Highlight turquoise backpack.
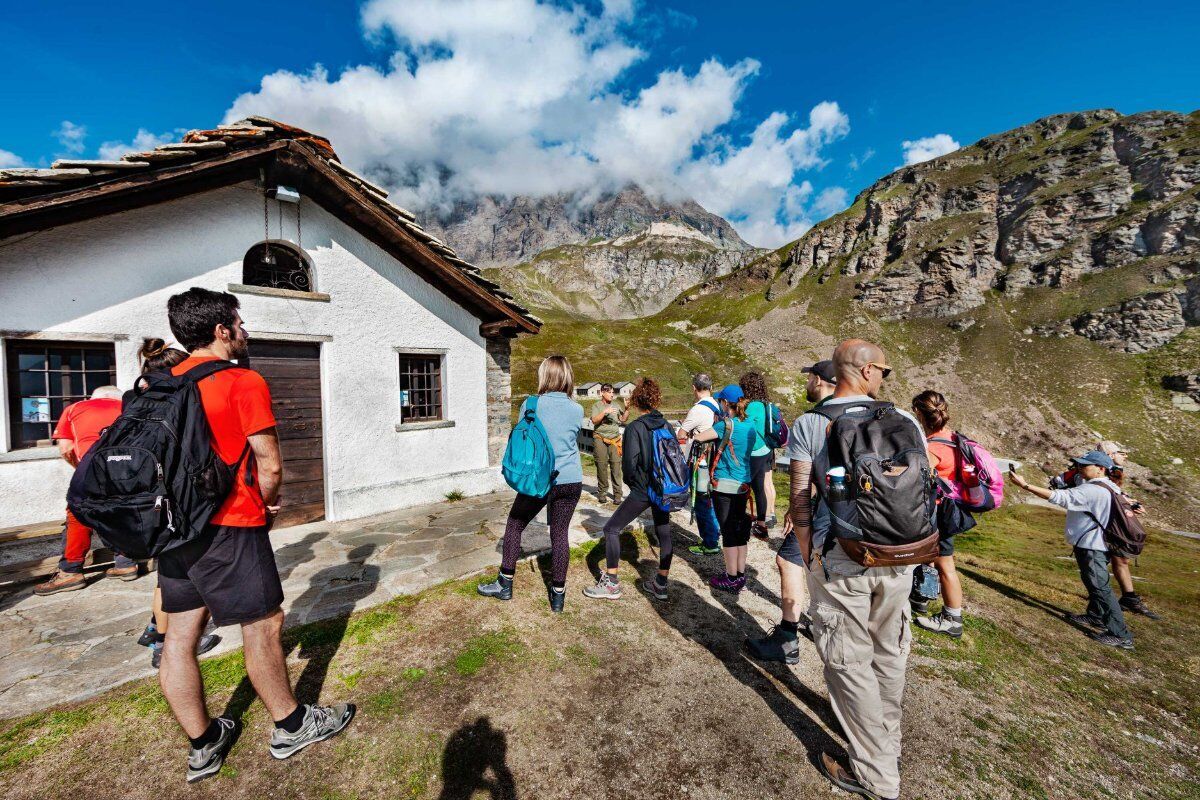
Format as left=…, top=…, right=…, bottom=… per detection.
left=502, top=396, right=558, bottom=497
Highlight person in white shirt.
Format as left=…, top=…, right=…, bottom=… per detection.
left=1009, top=450, right=1134, bottom=649
left=678, top=373, right=722, bottom=555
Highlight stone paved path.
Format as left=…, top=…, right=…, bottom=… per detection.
left=0, top=482, right=631, bottom=719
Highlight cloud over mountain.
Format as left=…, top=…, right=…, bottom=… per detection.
left=222, top=0, right=848, bottom=246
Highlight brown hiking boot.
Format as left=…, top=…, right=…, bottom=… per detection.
left=34, top=570, right=87, bottom=596
left=819, top=752, right=896, bottom=800
left=105, top=564, right=140, bottom=581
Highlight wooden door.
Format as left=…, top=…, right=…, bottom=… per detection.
left=247, top=341, right=326, bottom=527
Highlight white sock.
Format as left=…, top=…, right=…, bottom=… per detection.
left=944, top=606, right=962, bottom=619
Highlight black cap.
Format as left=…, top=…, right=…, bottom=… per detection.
left=802, top=360, right=837, bottom=384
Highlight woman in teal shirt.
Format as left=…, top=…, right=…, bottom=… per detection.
left=741, top=371, right=777, bottom=538
left=693, top=384, right=761, bottom=592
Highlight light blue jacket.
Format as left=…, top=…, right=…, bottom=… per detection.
left=519, top=392, right=583, bottom=485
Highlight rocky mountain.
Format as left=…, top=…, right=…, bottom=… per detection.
left=776, top=108, right=1200, bottom=352
left=420, top=185, right=753, bottom=270
left=487, top=221, right=763, bottom=319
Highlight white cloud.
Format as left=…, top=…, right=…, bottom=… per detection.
left=0, top=149, right=25, bottom=168
left=901, top=133, right=960, bottom=166
left=98, top=129, right=178, bottom=162
left=848, top=147, right=874, bottom=171
left=54, top=121, right=87, bottom=155
left=223, top=0, right=849, bottom=247
left=812, top=186, right=849, bottom=218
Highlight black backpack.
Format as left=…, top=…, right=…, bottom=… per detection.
left=67, top=361, right=250, bottom=559
left=812, top=401, right=938, bottom=567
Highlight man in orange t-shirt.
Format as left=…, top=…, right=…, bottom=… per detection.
left=157, top=287, right=353, bottom=783
left=33, top=386, right=140, bottom=596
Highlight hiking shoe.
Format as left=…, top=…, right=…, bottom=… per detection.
left=1090, top=632, right=1134, bottom=650
left=819, top=752, right=894, bottom=800
left=908, top=592, right=930, bottom=616
left=106, top=564, right=140, bottom=581
left=582, top=574, right=622, bottom=600
left=269, top=703, right=356, bottom=760
left=688, top=544, right=721, bottom=556
left=746, top=626, right=800, bottom=665
left=915, top=610, right=963, bottom=639
left=548, top=587, right=565, bottom=613
left=1067, top=612, right=1105, bottom=630
left=152, top=634, right=222, bottom=668
left=751, top=521, right=769, bottom=541
left=1120, top=594, right=1161, bottom=620
left=33, top=570, right=86, bottom=596
left=137, top=621, right=159, bottom=647
left=476, top=574, right=513, bottom=601
left=640, top=578, right=668, bottom=601
left=709, top=573, right=742, bottom=593
left=766, top=515, right=778, bottom=529
left=186, top=717, right=239, bottom=783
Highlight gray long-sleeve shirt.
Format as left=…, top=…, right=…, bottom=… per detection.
left=1047, top=476, right=1119, bottom=551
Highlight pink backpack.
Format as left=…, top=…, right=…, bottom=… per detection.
left=929, top=433, right=1004, bottom=512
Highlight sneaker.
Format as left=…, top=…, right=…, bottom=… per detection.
left=1119, top=594, right=1161, bottom=620
left=819, top=752, right=894, bottom=800
left=1067, top=612, right=1105, bottom=630
left=582, top=574, right=622, bottom=600
left=106, top=564, right=140, bottom=581
left=766, top=515, right=778, bottom=530
left=688, top=544, right=721, bottom=556
left=476, top=574, right=513, bottom=601
left=137, top=621, right=158, bottom=647
left=640, top=578, right=668, bottom=601
left=548, top=586, right=565, bottom=613
left=909, top=596, right=930, bottom=616
left=152, top=634, right=223, bottom=668
left=33, top=570, right=86, bottom=596
left=269, top=703, right=356, bottom=760
left=915, top=610, right=963, bottom=639
left=746, top=625, right=800, bottom=665
left=751, top=521, right=769, bottom=541
left=1090, top=632, right=1134, bottom=650
left=709, top=573, right=742, bottom=593
left=186, top=717, right=240, bottom=783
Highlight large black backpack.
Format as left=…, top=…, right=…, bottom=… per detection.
left=67, top=361, right=249, bottom=559
left=812, top=400, right=938, bottom=567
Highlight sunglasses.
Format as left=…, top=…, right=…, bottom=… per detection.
left=866, top=362, right=892, bottom=379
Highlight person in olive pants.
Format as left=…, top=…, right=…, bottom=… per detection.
left=590, top=383, right=627, bottom=504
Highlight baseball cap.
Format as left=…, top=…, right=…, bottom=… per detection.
left=802, top=360, right=837, bottom=384
left=1071, top=450, right=1114, bottom=470
left=714, top=384, right=744, bottom=403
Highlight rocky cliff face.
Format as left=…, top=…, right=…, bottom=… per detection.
left=777, top=109, right=1200, bottom=350
left=488, top=221, right=762, bottom=319
left=420, top=185, right=753, bottom=270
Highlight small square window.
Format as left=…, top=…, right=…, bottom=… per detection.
left=398, top=354, right=443, bottom=422
left=5, top=340, right=117, bottom=449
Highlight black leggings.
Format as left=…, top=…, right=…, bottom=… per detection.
left=500, top=482, right=582, bottom=587
left=749, top=453, right=773, bottom=522
left=713, top=490, right=751, bottom=547
left=602, top=496, right=673, bottom=573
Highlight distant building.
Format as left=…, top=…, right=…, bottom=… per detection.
left=613, top=381, right=634, bottom=399
left=576, top=382, right=601, bottom=399
left=0, top=117, right=540, bottom=531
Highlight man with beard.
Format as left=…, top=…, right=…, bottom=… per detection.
left=158, top=288, right=354, bottom=782
left=745, top=359, right=836, bottom=664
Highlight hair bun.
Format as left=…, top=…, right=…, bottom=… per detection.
left=140, top=337, right=169, bottom=359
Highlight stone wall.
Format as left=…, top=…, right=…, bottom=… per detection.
left=485, top=336, right=513, bottom=465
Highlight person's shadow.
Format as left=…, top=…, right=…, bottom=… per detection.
left=222, top=542, right=381, bottom=720
left=437, top=716, right=516, bottom=800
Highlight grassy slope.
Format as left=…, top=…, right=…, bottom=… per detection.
left=2, top=508, right=1197, bottom=799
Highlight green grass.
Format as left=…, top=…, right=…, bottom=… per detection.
left=452, top=628, right=524, bottom=677
left=444, top=489, right=465, bottom=502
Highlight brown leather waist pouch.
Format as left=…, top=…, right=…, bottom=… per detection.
left=838, top=532, right=940, bottom=567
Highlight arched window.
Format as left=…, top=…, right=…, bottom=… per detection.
left=242, top=241, right=313, bottom=292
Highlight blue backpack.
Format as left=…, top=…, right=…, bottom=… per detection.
left=647, top=425, right=690, bottom=512
left=502, top=396, right=557, bottom=497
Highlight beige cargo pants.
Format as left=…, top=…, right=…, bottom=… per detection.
left=807, top=562, right=913, bottom=800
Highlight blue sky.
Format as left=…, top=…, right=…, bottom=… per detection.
left=3, top=0, right=1198, bottom=246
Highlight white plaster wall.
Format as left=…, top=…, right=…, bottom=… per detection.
left=0, top=181, right=498, bottom=529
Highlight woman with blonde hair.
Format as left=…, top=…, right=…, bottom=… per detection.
left=479, top=355, right=584, bottom=612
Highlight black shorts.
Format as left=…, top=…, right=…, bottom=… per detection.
left=158, top=524, right=284, bottom=627
left=939, top=536, right=955, bottom=557
left=779, top=530, right=805, bottom=566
